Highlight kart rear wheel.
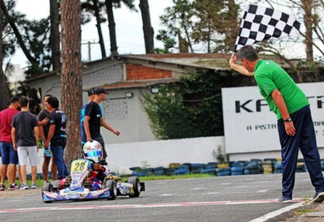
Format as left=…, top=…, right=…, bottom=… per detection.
left=128, top=176, right=141, bottom=198
left=105, top=180, right=117, bottom=200
left=42, top=183, right=54, bottom=203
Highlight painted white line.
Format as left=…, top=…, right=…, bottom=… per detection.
left=0, top=199, right=304, bottom=214
left=249, top=202, right=305, bottom=222
left=257, top=190, right=268, bottom=193
left=190, top=188, right=205, bottom=190
left=159, top=194, right=173, bottom=196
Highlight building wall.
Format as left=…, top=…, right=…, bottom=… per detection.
left=83, top=60, right=124, bottom=88
left=27, top=69, right=156, bottom=144
left=99, top=88, right=155, bottom=143
left=126, top=64, right=172, bottom=80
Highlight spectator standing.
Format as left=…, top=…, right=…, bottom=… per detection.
left=45, top=97, right=69, bottom=179
left=0, top=97, right=20, bottom=191
left=11, top=96, right=39, bottom=190
left=229, top=45, right=324, bottom=202
left=84, top=87, right=120, bottom=160
left=38, top=94, right=57, bottom=183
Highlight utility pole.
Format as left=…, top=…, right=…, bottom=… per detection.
left=81, top=40, right=99, bottom=62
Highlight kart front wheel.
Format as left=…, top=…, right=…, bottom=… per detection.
left=105, top=180, right=117, bottom=200
left=128, top=176, right=141, bottom=198
left=42, top=183, right=54, bottom=203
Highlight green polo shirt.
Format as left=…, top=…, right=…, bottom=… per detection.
left=254, top=59, right=309, bottom=119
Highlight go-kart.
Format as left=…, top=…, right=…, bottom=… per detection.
left=41, top=158, right=145, bottom=203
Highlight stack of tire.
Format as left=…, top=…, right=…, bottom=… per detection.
left=129, top=167, right=147, bottom=177
left=152, top=166, right=166, bottom=176
left=262, top=160, right=273, bottom=174
left=216, top=163, right=231, bottom=176
left=230, top=162, right=245, bottom=176
left=264, top=158, right=278, bottom=173
left=244, top=159, right=263, bottom=175
left=296, top=158, right=306, bottom=173
left=166, top=163, right=181, bottom=175
left=273, top=162, right=282, bottom=174
left=321, top=159, right=324, bottom=171
left=190, top=163, right=206, bottom=174
left=200, top=162, right=218, bottom=175
left=174, top=164, right=190, bottom=175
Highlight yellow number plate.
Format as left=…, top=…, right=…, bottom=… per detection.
left=71, top=160, right=89, bottom=172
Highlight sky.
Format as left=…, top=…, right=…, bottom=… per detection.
left=7, top=0, right=314, bottom=73
left=8, top=0, right=174, bottom=68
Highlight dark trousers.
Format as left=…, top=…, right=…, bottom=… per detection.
left=278, top=105, right=324, bottom=198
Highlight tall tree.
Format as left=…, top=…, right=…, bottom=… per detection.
left=61, top=0, right=82, bottom=163
left=159, top=0, right=195, bottom=53
left=0, top=0, right=10, bottom=110
left=1, top=0, right=39, bottom=68
left=50, top=0, right=61, bottom=71
left=81, top=0, right=107, bottom=58
left=104, top=0, right=136, bottom=56
left=139, top=0, right=154, bottom=54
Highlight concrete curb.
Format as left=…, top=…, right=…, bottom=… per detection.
left=249, top=201, right=317, bottom=222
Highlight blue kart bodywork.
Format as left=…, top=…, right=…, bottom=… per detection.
left=42, top=186, right=115, bottom=202
left=42, top=158, right=145, bottom=203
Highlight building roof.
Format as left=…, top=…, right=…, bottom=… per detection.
left=91, top=78, right=178, bottom=91
left=119, top=53, right=232, bottom=71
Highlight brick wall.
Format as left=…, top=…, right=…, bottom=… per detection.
left=126, top=64, right=172, bottom=80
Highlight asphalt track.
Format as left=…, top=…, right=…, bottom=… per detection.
left=0, top=173, right=315, bottom=222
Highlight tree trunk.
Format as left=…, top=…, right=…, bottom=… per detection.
left=93, top=0, right=106, bottom=58
left=0, top=0, right=10, bottom=110
left=302, top=0, right=313, bottom=62
left=50, top=0, right=61, bottom=71
left=105, top=0, right=118, bottom=56
left=1, top=0, right=39, bottom=68
left=60, top=0, right=83, bottom=164
left=139, top=0, right=154, bottom=54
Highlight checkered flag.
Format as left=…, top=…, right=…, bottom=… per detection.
left=234, top=4, right=301, bottom=52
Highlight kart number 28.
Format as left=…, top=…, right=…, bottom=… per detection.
left=72, top=160, right=88, bottom=172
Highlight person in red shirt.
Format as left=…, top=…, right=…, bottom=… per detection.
left=0, top=97, right=20, bottom=191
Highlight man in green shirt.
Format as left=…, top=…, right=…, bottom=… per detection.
left=229, top=45, right=324, bottom=203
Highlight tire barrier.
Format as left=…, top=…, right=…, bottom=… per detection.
left=217, top=163, right=229, bottom=168
left=321, top=160, right=324, bottom=170
left=152, top=167, right=166, bottom=176
left=274, top=162, right=282, bottom=174
left=231, top=166, right=244, bottom=176
left=127, top=158, right=306, bottom=177
left=296, top=162, right=305, bottom=173
left=200, top=169, right=217, bottom=175
left=217, top=171, right=231, bottom=176
left=216, top=167, right=231, bottom=176
left=190, top=163, right=207, bottom=174
left=262, top=160, right=273, bottom=174
left=244, top=161, right=263, bottom=174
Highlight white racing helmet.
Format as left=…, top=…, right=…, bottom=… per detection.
left=83, top=140, right=103, bottom=162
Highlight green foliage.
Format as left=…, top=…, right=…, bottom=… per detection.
left=143, top=70, right=239, bottom=139
left=212, top=145, right=226, bottom=163
left=157, top=0, right=239, bottom=53
left=155, top=30, right=177, bottom=53
left=15, top=82, right=41, bottom=115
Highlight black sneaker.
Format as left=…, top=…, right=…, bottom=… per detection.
left=279, top=196, right=292, bottom=203
left=8, top=184, right=19, bottom=190
left=313, top=192, right=324, bottom=202
left=0, top=183, right=5, bottom=191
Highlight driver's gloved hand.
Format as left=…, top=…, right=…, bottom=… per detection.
left=99, top=160, right=107, bottom=165
left=93, top=163, right=102, bottom=171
